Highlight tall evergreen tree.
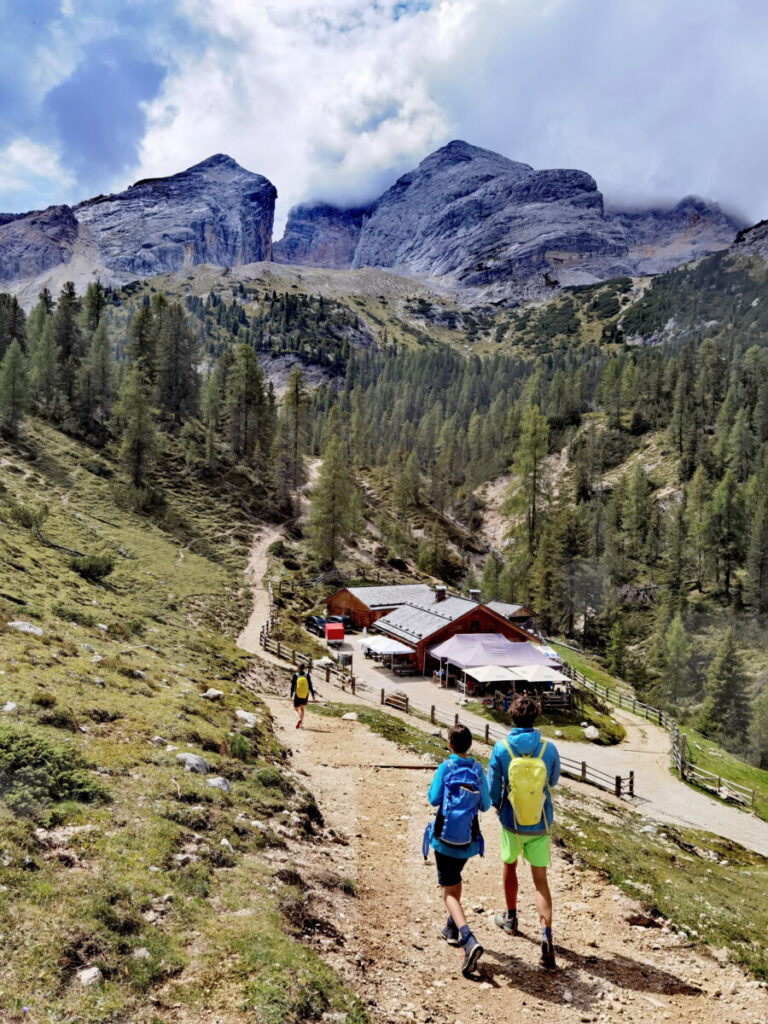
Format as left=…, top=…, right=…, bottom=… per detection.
left=53, top=281, right=82, bottom=410
left=698, top=630, right=751, bottom=748
left=0, top=339, right=29, bottom=438
left=155, top=303, right=198, bottom=424
left=306, top=436, right=358, bottom=566
left=77, top=319, right=113, bottom=434
left=29, top=318, right=59, bottom=416
left=114, top=364, right=157, bottom=489
left=225, top=344, right=267, bottom=463
left=504, top=404, right=549, bottom=556
left=661, top=613, right=692, bottom=705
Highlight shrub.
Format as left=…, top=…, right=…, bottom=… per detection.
left=0, top=726, right=110, bottom=815
left=229, top=733, right=252, bottom=762
left=69, top=554, right=115, bottom=581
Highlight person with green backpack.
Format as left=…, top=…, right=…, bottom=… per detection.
left=487, top=694, right=561, bottom=969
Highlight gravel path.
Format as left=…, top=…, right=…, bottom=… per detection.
left=237, top=524, right=768, bottom=857
left=263, top=695, right=768, bottom=1024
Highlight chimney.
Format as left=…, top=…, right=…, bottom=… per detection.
left=469, top=589, right=481, bottom=604
left=434, top=585, right=447, bottom=603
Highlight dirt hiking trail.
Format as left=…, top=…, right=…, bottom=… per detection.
left=238, top=522, right=768, bottom=856
left=264, top=695, right=767, bottom=1024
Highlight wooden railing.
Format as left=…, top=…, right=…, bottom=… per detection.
left=256, top=637, right=635, bottom=800
left=560, top=660, right=762, bottom=815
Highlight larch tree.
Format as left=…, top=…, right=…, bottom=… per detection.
left=114, top=364, right=158, bottom=490
left=306, top=436, right=357, bottom=567
left=504, top=403, right=549, bottom=558
left=698, top=629, right=752, bottom=748
left=0, top=339, right=29, bottom=438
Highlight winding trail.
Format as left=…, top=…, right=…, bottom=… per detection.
left=236, top=521, right=768, bottom=855
left=261, top=695, right=768, bottom=1024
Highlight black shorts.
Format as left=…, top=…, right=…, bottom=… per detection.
left=293, top=696, right=308, bottom=707
left=434, top=851, right=468, bottom=887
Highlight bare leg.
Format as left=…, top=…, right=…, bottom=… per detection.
left=503, top=860, right=519, bottom=911
left=530, top=866, right=552, bottom=929
left=298, top=704, right=306, bottom=727
left=442, top=882, right=467, bottom=930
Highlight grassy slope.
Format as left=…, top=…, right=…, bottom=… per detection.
left=0, top=423, right=365, bottom=1024
left=313, top=704, right=768, bottom=979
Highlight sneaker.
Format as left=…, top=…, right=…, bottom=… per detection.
left=494, top=909, right=519, bottom=934
left=540, top=936, right=556, bottom=970
left=460, top=933, right=484, bottom=976
left=440, top=921, right=460, bottom=946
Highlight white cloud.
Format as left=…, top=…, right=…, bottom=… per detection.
left=0, top=139, right=76, bottom=210
left=127, top=0, right=768, bottom=229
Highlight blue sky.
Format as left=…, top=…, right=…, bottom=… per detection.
left=2, top=0, right=768, bottom=230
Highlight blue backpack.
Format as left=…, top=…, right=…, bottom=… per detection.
left=422, top=760, right=484, bottom=858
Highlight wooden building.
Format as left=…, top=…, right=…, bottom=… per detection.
left=325, top=584, right=435, bottom=629
left=374, top=596, right=531, bottom=675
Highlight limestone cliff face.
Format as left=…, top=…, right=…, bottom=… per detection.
left=350, top=141, right=629, bottom=293
left=611, top=196, right=742, bottom=275
left=0, top=206, right=79, bottom=285
left=273, top=203, right=371, bottom=269
left=0, top=155, right=276, bottom=286
left=74, top=155, right=276, bottom=277
left=731, top=218, right=768, bottom=261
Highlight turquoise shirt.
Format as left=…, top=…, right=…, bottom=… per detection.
left=427, top=753, right=491, bottom=859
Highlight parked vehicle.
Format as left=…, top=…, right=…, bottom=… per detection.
left=324, top=622, right=345, bottom=647
left=326, top=614, right=353, bottom=632
left=304, top=615, right=327, bottom=636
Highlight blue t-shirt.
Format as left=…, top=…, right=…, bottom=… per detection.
left=487, top=728, right=560, bottom=835
left=427, top=753, right=491, bottom=858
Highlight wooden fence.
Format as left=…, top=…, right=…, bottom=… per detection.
left=259, top=634, right=635, bottom=799
left=560, top=661, right=762, bottom=814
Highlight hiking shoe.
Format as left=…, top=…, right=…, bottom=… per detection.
left=494, top=909, right=519, bottom=934
left=440, top=921, right=460, bottom=946
left=460, top=933, right=484, bottom=976
left=540, top=936, right=556, bottom=970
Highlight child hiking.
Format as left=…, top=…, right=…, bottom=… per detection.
left=424, top=724, right=491, bottom=977
left=487, top=694, right=561, bottom=969
left=289, top=665, right=315, bottom=728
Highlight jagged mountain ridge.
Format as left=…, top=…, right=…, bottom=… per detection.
left=0, top=154, right=275, bottom=290
left=0, top=141, right=747, bottom=302
left=280, top=141, right=744, bottom=294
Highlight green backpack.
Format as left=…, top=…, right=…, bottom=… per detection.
left=502, top=738, right=550, bottom=829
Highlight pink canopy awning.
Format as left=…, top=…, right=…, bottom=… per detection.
left=429, top=634, right=557, bottom=670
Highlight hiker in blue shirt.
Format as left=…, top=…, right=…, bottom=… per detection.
left=487, top=694, right=561, bottom=969
left=426, top=724, right=491, bottom=976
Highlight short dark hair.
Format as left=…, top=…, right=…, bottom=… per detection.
left=509, top=694, right=540, bottom=727
left=448, top=724, right=472, bottom=754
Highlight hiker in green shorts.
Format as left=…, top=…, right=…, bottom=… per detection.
left=487, top=694, right=561, bottom=969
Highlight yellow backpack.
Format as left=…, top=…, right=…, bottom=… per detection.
left=295, top=675, right=309, bottom=699
left=502, top=739, right=550, bottom=829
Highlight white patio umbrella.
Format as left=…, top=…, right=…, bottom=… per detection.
left=508, top=664, right=570, bottom=684
left=464, top=665, right=518, bottom=684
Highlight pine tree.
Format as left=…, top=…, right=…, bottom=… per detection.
left=53, top=281, right=82, bottom=410
left=662, top=613, right=692, bottom=705
left=77, top=319, right=113, bottom=434
left=749, top=688, right=768, bottom=769
left=746, top=461, right=768, bottom=612
left=126, top=303, right=158, bottom=376
left=114, top=364, right=157, bottom=489
left=155, top=303, right=198, bottom=424
left=0, top=340, right=29, bottom=438
left=504, top=404, right=549, bottom=556
left=705, top=470, right=745, bottom=601
left=225, top=344, right=266, bottom=462
left=275, top=367, right=309, bottom=505
left=698, top=630, right=751, bottom=748
left=306, top=436, right=357, bottom=566
left=82, top=281, right=107, bottom=332
left=605, top=619, right=626, bottom=678
left=30, top=317, right=59, bottom=416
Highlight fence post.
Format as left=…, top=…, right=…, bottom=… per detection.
left=658, top=709, right=663, bottom=726
left=628, top=771, right=634, bottom=797
left=485, top=724, right=490, bottom=744
left=455, top=713, right=460, bottom=726
left=633, top=698, right=637, bottom=714
left=679, top=733, right=687, bottom=779
left=351, top=677, right=356, bottom=696
left=615, top=775, right=622, bottom=798
left=581, top=761, right=587, bottom=783
left=292, top=649, right=296, bottom=664
left=405, top=696, right=409, bottom=714
left=430, top=706, right=435, bottom=725
left=277, top=642, right=283, bottom=660
left=381, top=688, right=385, bottom=706
left=325, top=666, right=330, bottom=683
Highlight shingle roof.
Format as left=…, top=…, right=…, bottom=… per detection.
left=375, top=596, right=478, bottom=643
left=486, top=601, right=527, bottom=618
left=342, top=584, right=434, bottom=610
